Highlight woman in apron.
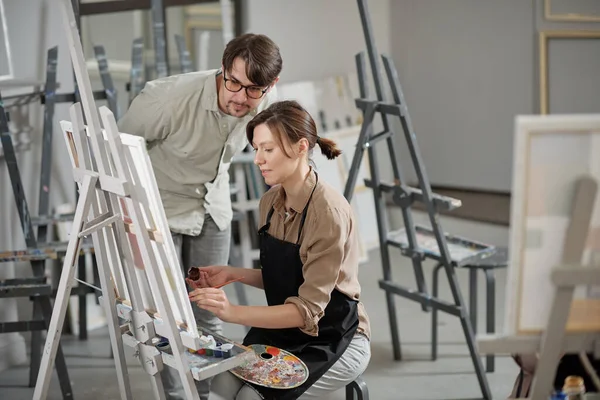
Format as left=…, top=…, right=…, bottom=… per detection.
left=189, top=100, right=371, bottom=400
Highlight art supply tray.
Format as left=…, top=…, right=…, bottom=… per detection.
left=387, top=224, right=495, bottom=266
left=157, top=327, right=253, bottom=382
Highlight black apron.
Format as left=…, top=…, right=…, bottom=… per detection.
left=242, top=176, right=359, bottom=400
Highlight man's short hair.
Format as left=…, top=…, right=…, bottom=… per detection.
left=222, top=33, right=282, bottom=87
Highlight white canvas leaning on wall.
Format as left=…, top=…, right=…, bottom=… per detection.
left=503, top=114, right=600, bottom=335
left=59, top=120, right=199, bottom=338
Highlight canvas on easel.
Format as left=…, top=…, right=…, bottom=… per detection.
left=504, top=114, right=600, bottom=336
left=59, top=119, right=199, bottom=336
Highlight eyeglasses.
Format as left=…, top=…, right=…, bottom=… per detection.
left=223, top=72, right=270, bottom=99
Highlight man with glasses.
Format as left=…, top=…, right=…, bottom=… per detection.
left=118, top=33, right=281, bottom=400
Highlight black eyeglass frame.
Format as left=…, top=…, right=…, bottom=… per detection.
left=222, top=71, right=271, bottom=99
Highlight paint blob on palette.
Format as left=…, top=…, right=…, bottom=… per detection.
left=230, top=344, right=309, bottom=389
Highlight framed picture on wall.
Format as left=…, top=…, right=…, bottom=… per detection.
left=538, top=30, right=600, bottom=115
left=544, top=0, right=600, bottom=22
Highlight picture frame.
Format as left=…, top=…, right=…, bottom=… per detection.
left=539, top=30, right=600, bottom=115
left=503, top=114, right=600, bottom=335
left=544, top=0, right=600, bottom=22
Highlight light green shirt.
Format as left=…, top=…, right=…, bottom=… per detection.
left=118, top=69, right=278, bottom=235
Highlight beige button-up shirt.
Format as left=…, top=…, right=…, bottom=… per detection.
left=258, top=169, right=371, bottom=340
left=118, top=69, right=278, bottom=235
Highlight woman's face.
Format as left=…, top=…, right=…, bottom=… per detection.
left=252, top=123, right=302, bottom=186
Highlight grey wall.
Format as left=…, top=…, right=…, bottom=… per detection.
left=390, top=0, right=535, bottom=192
left=390, top=0, right=600, bottom=192
left=244, top=0, right=390, bottom=84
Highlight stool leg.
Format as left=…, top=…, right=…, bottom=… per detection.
left=469, top=269, right=478, bottom=335
left=346, top=379, right=369, bottom=400
left=431, top=262, right=443, bottom=361
left=346, top=383, right=355, bottom=400
left=356, top=378, right=369, bottom=400
left=484, top=269, right=496, bottom=372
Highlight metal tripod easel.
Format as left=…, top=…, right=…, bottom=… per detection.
left=343, top=1, right=494, bottom=398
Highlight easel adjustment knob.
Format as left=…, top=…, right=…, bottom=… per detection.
left=138, top=342, right=164, bottom=375
left=131, top=310, right=155, bottom=342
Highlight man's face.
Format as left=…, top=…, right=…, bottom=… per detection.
left=218, top=57, right=274, bottom=118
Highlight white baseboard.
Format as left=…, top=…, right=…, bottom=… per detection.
left=0, top=333, right=27, bottom=372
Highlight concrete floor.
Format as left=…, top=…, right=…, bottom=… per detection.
left=0, top=211, right=519, bottom=399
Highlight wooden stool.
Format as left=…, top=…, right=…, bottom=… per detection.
left=431, top=246, right=508, bottom=372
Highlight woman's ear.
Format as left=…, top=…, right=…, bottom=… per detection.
left=298, top=138, right=309, bottom=155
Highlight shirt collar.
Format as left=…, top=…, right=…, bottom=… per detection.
left=201, top=69, right=262, bottom=118
left=200, top=69, right=220, bottom=112
left=273, top=168, right=317, bottom=215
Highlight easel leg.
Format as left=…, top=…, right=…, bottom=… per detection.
left=29, top=298, right=42, bottom=387
left=78, top=254, right=88, bottom=340
left=445, top=264, right=491, bottom=399
left=529, top=287, right=574, bottom=400
left=91, top=205, right=134, bottom=400
left=39, top=296, right=74, bottom=399
left=29, top=259, right=47, bottom=387
left=33, top=175, right=97, bottom=400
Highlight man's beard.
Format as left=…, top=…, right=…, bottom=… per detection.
left=226, top=101, right=251, bottom=116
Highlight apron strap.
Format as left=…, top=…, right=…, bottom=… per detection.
left=296, top=172, right=319, bottom=244
left=260, top=207, right=276, bottom=234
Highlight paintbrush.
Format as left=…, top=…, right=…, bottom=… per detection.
left=212, top=277, right=244, bottom=289
left=187, top=276, right=244, bottom=292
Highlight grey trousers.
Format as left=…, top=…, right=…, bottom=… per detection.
left=161, top=214, right=231, bottom=400
left=208, top=334, right=371, bottom=400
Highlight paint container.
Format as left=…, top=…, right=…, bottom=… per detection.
left=188, top=348, right=197, bottom=354
left=205, top=347, right=214, bottom=357
left=196, top=348, right=206, bottom=356
left=221, top=344, right=234, bottom=359
left=156, top=341, right=171, bottom=353
left=213, top=348, right=223, bottom=358
left=206, top=335, right=216, bottom=347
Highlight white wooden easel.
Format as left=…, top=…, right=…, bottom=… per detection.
left=33, top=1, right=250, bottom=399
left=478, top=176, right=600, bottom=400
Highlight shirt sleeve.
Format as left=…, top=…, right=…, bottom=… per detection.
left=117, top=83, right=170, bottom=144
left=284, top=207, right=350, bottom=336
